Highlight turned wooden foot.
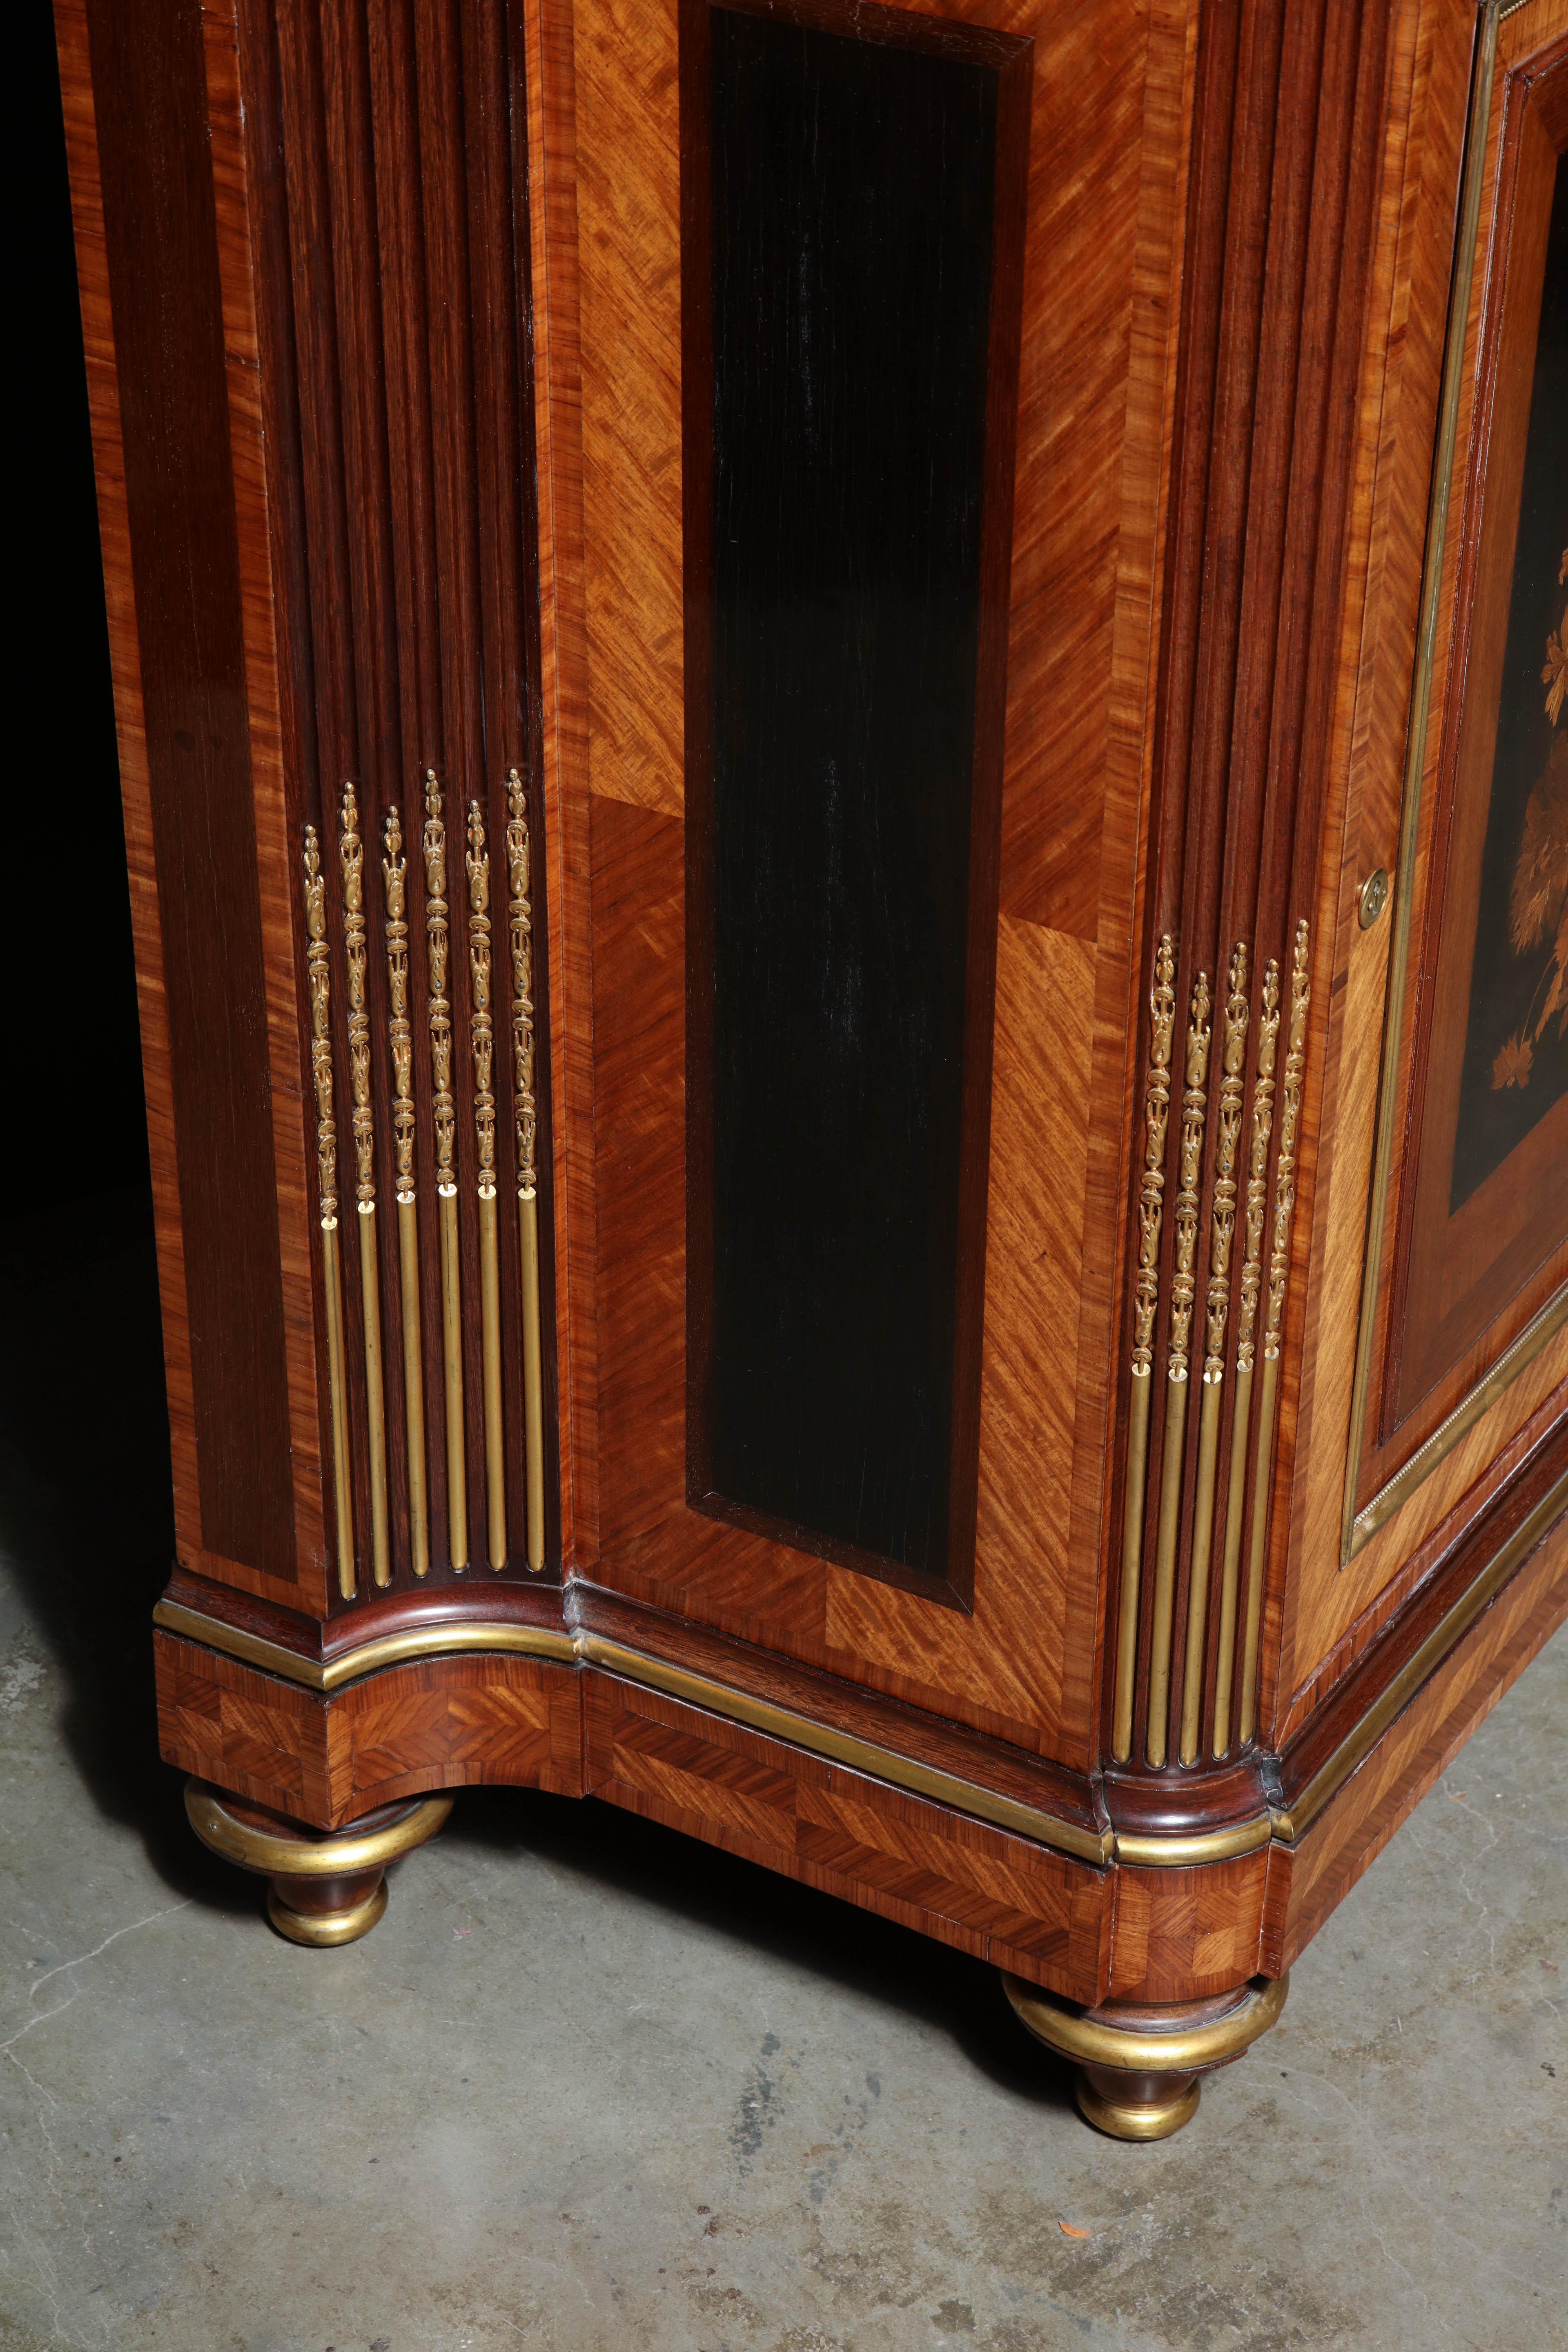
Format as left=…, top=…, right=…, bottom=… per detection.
left=184, top=1779, right=454, bottom=1947
left=1001, top=1971, right=1288, bottom=2140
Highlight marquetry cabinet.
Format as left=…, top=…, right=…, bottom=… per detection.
left=61, top=0, right=1566, bottom=2138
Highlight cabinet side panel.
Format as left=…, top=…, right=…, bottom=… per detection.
left=68, top=0, right=298, bottom=1589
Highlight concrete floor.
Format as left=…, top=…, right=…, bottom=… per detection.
left=1, top=1193, right=1564, bottom=2352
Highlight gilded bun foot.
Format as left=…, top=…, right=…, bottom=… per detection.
left=1001, top=1970, right=1288, bottom=2140
left=184, top=1779, right=453, bottom=1947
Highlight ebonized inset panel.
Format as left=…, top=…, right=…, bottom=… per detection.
left=683, top=0, right=1031, bottom=1604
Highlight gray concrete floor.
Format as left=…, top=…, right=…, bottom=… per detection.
left=1, top=1194, right=1564, bottom=2352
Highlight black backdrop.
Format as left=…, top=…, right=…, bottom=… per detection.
left=16, top=1, right=147, bottom=1216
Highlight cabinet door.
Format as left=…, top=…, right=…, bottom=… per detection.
left=543, top=0, right=1198, bottom=1762
left=1337, top=0, right=1568, bottom=1574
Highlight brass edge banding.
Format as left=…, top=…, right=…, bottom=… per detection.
left=1348, top=1285, right=1568, bottom=1556
left=1148, top=968, right=1212, bottom=1767
left=1280, top=1465, right=1568, bottom=1843
left=1339, top=8, right=1501, bottom=1566
left=1114, top=937, right=1177, bottom=1764
left=159, top=1462, right=1563, bottom=1864
left=577, top=1637, right=1114, bottom=1864
left=1111, top=1813, right=1275, bottom=1869
left=185, top=1779, right=453, bottom=1877
left=1002, top=1970, right=1289, bottom=2073
left=506, top=768, right=547, bottom=1572
left=302, top=824, right=356, bottom=1597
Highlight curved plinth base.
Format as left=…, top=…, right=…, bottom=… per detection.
left=1002, top=1970, right=1288, bottom=2140
left=185, top=1780, right=452, bottom=1947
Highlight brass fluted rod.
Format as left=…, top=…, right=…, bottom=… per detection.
left=1213, top=958, right=1279, bottom=1755
left=1181, top=943, right=1249, bottom=1766
left=303, top=826, right=355, bottom=1597
left=1239, top=920, right=1310, bottom=1746
left=341, top=786, right=390, bottom=1586
left=468, top=799, right=507, bottom=1569
left=507, top=766, right=546, bottom=1571
left=1147, top=970, right=1211, bottom=1767
left=383, top=808, right=429, bottom=1578
left=423, top=773, right=468, bottom=1569
left=1113, top=936, right=1176, bottom=1765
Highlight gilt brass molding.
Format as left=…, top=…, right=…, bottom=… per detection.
left=1001, top=1970, right=1289, bottom=2074
left=1276, top=1463, right=1568, bottom=1844
left=158, top=1454, right=1562, bottom=1869
left=184, top=1779, right=454, bottom=1878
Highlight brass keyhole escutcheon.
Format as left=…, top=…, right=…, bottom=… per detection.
left=1358, top=867, right=1390, bottom=929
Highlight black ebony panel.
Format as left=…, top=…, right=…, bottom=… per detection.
left=684, top=0, right=1030, bottom=1601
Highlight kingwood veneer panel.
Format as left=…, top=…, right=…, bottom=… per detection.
left=567, top=0, right=1200, bottom=1770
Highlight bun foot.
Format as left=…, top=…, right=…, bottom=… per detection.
left=184, top=1779, right=453, bottom=1947
left=1002, top=1970, right=1288, bottom=2139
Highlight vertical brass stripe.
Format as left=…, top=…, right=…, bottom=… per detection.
left=424, top=775, right=468, bottom=1570
left=1146, top=1373, right=1189, bottom=1766
left=1182, top=943, right=1248, bottom=1764
left=468, top=800, right=506, bottom=1568
left=1240, top=920, right=1310, bottom=1744
left=396, top=1196, right=428, bottom=1576
left=1180, top=1372, right=1223, bottom=1763
left=439, top=1188, right=467, bottom=1568
left=1214, top=957, right=1279, bottom=1754
left=1147, top=969, right=1212, bottom=1770
left=341, top=786, right=390, bottom=1586
left=1238, top=1351, right=1278, bottom=1744
left=1113, top=936, right=1176, bottom=1764
left=302, top=824, right=355, bottom=1597
left=383, top=809, right=428, bottom=1577
left=507, top=768, right=547, bottom=1572
left=519, top=1192, right=546, bottom=1570
left=357, top=1203, right=390, bottom=1584
left=319, top=1222, right=355, bottom=1593
left=1211, top=1355, right=1254, bottom=1756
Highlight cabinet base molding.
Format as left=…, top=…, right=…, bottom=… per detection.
left=1001, top=1973, right=1289, bottom=2141
left=184, top=1780, right=452, bottom=1947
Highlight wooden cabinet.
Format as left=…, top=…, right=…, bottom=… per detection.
left=60, top=0, right=1566, bottom=2137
